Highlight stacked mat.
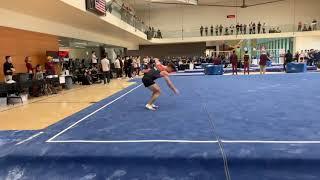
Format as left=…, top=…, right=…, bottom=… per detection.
left=205, top=65, right=224, bottom=75
left=286, top=63, right=307, bottom=73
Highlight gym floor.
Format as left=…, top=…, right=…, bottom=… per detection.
left=1, top=73, right=320, bottom=180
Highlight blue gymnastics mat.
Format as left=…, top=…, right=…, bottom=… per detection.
left=1, top=73, right=320, bottom=180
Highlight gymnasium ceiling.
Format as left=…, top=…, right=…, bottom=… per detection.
left=128, top=0, right=288, bottom=10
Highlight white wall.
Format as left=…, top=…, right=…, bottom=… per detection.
left=137, top=0, right=320, bottom=33
left=295, top=36, right=320, bottom=51
left=59, top=47, right=101, bottom=60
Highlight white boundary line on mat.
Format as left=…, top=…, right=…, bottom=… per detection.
left=48, top=139, right=320, bottom=144
left=48, top=140, right=219, bottom=143
left=222, top=140, right=320, bottom=144
left=16, top=131, right=44, bottom=145
left=46, top=84, right=143, bottom=143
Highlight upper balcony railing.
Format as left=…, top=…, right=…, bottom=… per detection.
left=106, top=0, right=148, bottom=34
left=155, top=23, right=320, bottom=39
left=103, top=1, right=320, bottom=41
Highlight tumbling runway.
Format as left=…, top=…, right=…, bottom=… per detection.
left=1, top=73, right=320, bottom=180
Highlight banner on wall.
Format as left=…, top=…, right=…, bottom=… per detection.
left=86, top=0, right=106, bottom=16
left=59, top=51, right=70, bottom=62
left=227, top=15, right=236, bottom=19
left=46, top=51, right=70, bottom=62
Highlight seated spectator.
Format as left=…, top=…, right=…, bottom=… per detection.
left=3, top=56, right=16, bottom=83
left=45, top=56, right=56, bottom=75
left=34, top=64, right=44, bottom=80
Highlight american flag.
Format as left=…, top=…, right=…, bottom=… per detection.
left=95, top=0, right=106, bottom=14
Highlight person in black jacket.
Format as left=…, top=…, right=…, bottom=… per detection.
left=3, top=56, right=15, bottom=82
left=127, top=57, right=133, bottom=78
left=205, top=26, right=208, bottom=36
left=284, top=50, right=293, bottom=72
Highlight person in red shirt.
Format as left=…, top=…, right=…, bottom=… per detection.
left=243, top=51, right=250, bottom=75
left=230, top=51, right=238, bottom=75
left=25, top=56, right=34, bottom=79
left=259, top=51, right=269, bottom=74
left=45, top=56, right=56, bottom=75
left=213, top=55, right=222, bottom=65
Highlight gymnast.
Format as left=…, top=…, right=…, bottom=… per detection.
left=142, top=58, right=179, bottom=111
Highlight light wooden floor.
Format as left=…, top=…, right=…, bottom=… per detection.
left=0, top=79, right=135, bottom=130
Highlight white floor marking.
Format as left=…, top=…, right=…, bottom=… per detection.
left=46, top=84, right=143, bottom=142
left=15, top=132, right=44, bottom=145
left=222, top=140, right=320, bottom=144
left=48, top=140, right=219, bottom=143
left=47, top=139, right=320, bottom=144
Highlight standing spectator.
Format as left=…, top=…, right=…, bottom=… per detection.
left=133, top=57, right=140, bottom=76
left=240, top=24, right=243, bottom=34
left=143, top=56, right=149, bottom=70
left=230, top=25, right=234, bottom=35
left=252, top=23, right=256, bottom=34
left=151, top=27, right=155, bottom=38
left=200, top=26, right=204, bottom=36
left=230, top=51, right=238, bottom=75
left=262, top=23, right=266, bottom=33
left=298, top=21, right=302, bottom=31
left=304, top=50, right=310, bottom=64
left=124, top=57, right=129, bottom=77
left=101, top=54, right=111, bottom=85
left=312, top=19, right=317, bottom=31
left=225, top=27, right=229, bottom=35
left=121, top=57, right=125, bottom=76
left=219, top=25, right=223, bottom=36
left=213, top=55, right=222, bottom=65
left=3, top=56, right=15, bottom=82
left=294, top=51, right=300, bottom=62
left=205, top=26, right=208, bottom=36
left=249, top=22, right=253, bottom=34
left=259, top=50, right=268, bottom=74
left=258, top=22, right=262, bottom=34
left=215, top=25, right=219, bottom=36
left=25, top=56, right=33, bottom=78
left=136, top=56, right=141, bottom=76
left=299, top=50, right=305, bottom=63
left=236, top=23, right=240, bottom=35
left=127, top=57, right=133, bottom=78
left=157, top=29, right=162, bottom=38
left=114, top=56, right=122, bottom=79
left=243, top=51, right=250, bottom=75
left=284, top=50, right=293, bottom=72
left=45, top=56, right=56, bottom=75
left=210, top=25, right=214, bottom=36
left=91, top=51, right=98, bottom=66
left=243, top=24, right=247, bottom=34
